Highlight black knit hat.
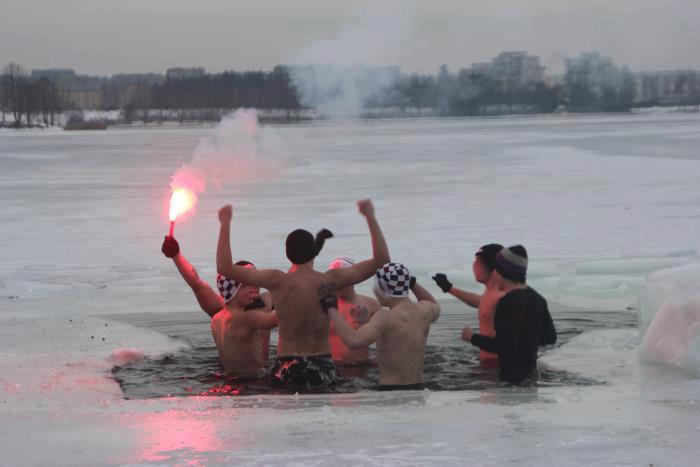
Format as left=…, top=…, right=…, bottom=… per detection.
left=475, top=243, right=504, bottom=271
left=286, top=228, right=333, bottom=265
left=494, top=245, right=528, bottom=283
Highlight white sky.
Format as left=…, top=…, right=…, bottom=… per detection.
left=1, top=0, right=699, bottom=76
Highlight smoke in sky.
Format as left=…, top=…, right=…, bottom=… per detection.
left=169, top=108, right=285, bottom=218
left=287, top=2, right=416, bottom=117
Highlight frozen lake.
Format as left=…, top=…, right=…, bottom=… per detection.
left=1, top=112, right=700, bottom=465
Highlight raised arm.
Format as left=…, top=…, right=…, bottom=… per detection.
left=216, top=205, right=283, bottom=290
left=451, top=287, right=481, bottom=308
left=320, top=292, right=387, bottom=350
left=433, top=273, right=480, bottom=308
left=325, top=199, right=390, bottom=289
left=162, top=236, right=223, bottom=317
left=173, top=254, right=225, bottom=317
left=411, top=280, right=441, bottom=323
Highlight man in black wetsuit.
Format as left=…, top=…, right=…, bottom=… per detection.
left=462, top=245, right=557, bottom=384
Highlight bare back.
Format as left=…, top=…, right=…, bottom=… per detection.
left=211, top=309, right=266, bottom=377
left=375, top=301, right=435, bottom=385
left=269, top=269, right=333, bottom=357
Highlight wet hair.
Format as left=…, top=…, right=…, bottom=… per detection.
left=285, top=228, right=333, bottom=265
left=475, top=243, right=504, bottom=272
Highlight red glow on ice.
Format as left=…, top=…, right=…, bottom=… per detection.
left=136, top=409, right=236, bottom=463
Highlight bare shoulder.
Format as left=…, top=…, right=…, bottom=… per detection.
left=417, top=300, right=440, bottom=321
left=210, top=308, right=231, bottom=326
left=417, top=299, right=439, bottom=312
left=356, top=294, right=382, bottom=312
left=370, top=307, right=391, bottom=324
left=264, top=268, right=287, bottom=287
left=482, top=287, right=505, bottom=303
left=320, top=268, right=344, bottom=287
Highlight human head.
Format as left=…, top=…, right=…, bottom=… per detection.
left=472, top=243, right=504, bottom=284
left=493, top=245, right=528, bottom=284
left=285, top=228, right=334, bottom=265
left=373, top=262, right=411, bottom=307
left=328, top=256, right=356, bottom=296
left=216, top=261, right=260, bottom=308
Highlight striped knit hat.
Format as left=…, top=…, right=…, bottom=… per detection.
left=494, top=245, right=528, bottom=283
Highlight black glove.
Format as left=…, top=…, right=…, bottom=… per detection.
left=161, top=236, right=180, bottom=258
left=432, top=273, right=453, bottom=293
left=319, top=294, right=338, bottom=314
left=410, top=276, right=417, bottom=290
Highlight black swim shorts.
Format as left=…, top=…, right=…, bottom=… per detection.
left=271, top=354, right=339, bottom=387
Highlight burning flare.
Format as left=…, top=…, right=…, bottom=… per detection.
left=169, top=188, right=196, bottom=222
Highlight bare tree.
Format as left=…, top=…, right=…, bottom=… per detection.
left=0, top=72, right=5, bottom=126
left=1, top=63, right=29, bottom=127
left=31, top=77, right=60, bottom=126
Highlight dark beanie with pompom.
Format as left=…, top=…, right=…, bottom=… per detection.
left=494, top=245, right=528, bottom=283
left=286, top=228, right=333, bottom=265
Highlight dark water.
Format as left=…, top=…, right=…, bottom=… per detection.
left=110, top=303, right=636, bottom=399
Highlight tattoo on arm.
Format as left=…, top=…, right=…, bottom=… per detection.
left=350, top=306, right=370, bottom=326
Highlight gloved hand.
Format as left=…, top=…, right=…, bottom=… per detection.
left=432, top=273, right=453, bottom=293
left=410, top=276, right=417, bottom=290
left=162, top=236, right=180, bottom=258
left=319, top=294, right=338, bottom=314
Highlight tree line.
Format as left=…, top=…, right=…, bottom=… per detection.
left=0, top=63, right=63, bottom=127
left=2, top=54, right=699, bottom=127
left=126, top=66, right=301, bottom=123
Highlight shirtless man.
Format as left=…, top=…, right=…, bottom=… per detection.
left=432, top=244, right=504, bottom=361
left=216, top=199, right=390, bottom=388
left=161, top=237, right=276, bottom=377
left=327, top=256, right=381, bottom=364
left=321, top=263, right=441, bottom=390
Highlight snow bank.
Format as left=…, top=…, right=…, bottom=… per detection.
left=0, top=316, right=187, bottom=406
left=108, top=348, right=145, bottom=366
left=639, top=264, right=700, bottom=376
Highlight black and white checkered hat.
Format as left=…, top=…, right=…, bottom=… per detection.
left=217, top=274, right=241, bottom=303
left=374, top=262, right=411, bottom=298
left=216, top=263, right=257, bottom=303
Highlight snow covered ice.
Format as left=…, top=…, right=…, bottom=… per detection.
left=1, top=112, right=700, bottom=465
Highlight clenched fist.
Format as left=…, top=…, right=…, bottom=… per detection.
left=218, top=204, right=233, bottom=224
left=357, top=199, right=375, bottom=218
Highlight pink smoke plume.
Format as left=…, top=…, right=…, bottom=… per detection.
left=168, top=108, right=283, bottom=221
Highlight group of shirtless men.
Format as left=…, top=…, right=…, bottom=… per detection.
left=161, top=200, right=557, bottom=390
